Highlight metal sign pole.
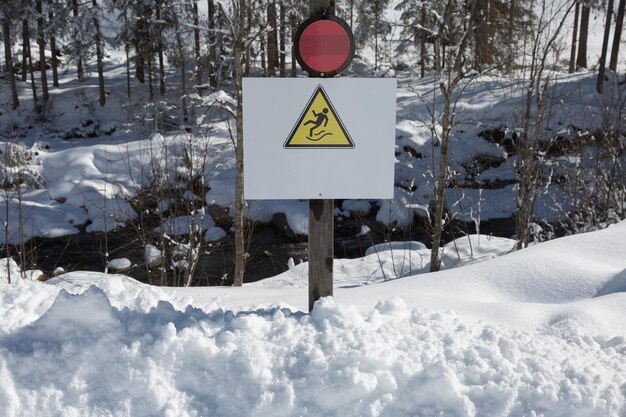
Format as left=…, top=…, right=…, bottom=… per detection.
left=308, top=0, right=335, bottom=312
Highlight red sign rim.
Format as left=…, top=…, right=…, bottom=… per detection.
left=294, top=15, right=355, bottom=78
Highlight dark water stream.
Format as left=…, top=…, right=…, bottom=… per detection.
left=12, top=214, right=517, bottom=286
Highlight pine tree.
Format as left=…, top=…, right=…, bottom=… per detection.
left=356, top=0, right=391, bottom=71
left=395, top=0, right=432, bottom=76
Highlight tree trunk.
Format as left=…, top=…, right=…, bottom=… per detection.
left=577, top=0, right=590, bottom=69
left=279, top=0, right=286, bottom=76
left=428, top=1, right=475, bottom=270
left=349, top=0, right=354, bottom=27
left=507, top=0, right=515, bottom=72
left=49, top=11, right=59, bottom=87
left=609, top=0, right=625, bottom=71
left=36, top=0, right=49, bottom=103
left=261, top=35, right=267, bottom=77
left=135, top=39, right=145, bottom=83
left=71, top=0, right=83, bottom=82
left=488, top=0, right=495, bottom=64
left=3, top=17, right=19, bottom=109
left=24, top=20, right=38, bottom=107
left=156, top=2, right=166, bottom=96
left=147, top=55, right=154, bottom=101
left=93, top=0, right=105, bottom=106
left=134, top=5, right=146, bottom=84
left=174, top=13, right=189, bottom=123
left=374, top=7, right=379, bottom=71
left=267, top=1, right=279, bottom=76
left=233, top=0, right=246, bottom=287
left=430, top=87, right=451, bottom=272
left=208, top=0, right=217, bottom=88
left=193, top=1, right=202, bottom=93
left=596, top=0, right=614, bottom=93
left=28, top=47, right=38, bottom=108
left=474, top=0, right=490, bottom=68
left=569, top=1, right=579, bottom=73
left=125, top=42, right=131, bottom=100
left=21, top=20, right=28, bottom=82
left=420, top=5, right=426, bottom=78
left=245, top=3, right=252, bottom=76
left=291, top=12, right=297, bottom=76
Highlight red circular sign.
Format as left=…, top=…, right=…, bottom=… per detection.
left=295, top=15, right=355, bottom=77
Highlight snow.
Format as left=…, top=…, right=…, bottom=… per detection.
left=144, top=244, right=162, bottom=267
left=376, top=187, right=428, bottom=228
left=1, top=225, right=626, bottom=417
left=245, top=200, right=309, bottom=236
left=0, top=189, right=85, bottom=244
left=441, top=235, right=516, bottom=269
left=154, top=209, right=226, bottom=242
left=107, top=258, right=132, bottom=271
left=365, top=240, right=427, bottom=257
left=357, top=224, right=372, bottom=236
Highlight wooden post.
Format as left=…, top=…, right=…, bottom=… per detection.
left=308, top=0, right=335, bottom=312
left=309, top=199, right=334, bottom=311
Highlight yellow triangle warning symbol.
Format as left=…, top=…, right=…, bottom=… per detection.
left=284, top=85, right=355, bottom=149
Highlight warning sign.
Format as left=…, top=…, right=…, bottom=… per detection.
left=284, top=85, right=354, bottom=148
left=243, top=78, right=396, bottom=199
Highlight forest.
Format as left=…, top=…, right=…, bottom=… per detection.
left=0, top=0, right=625, bottom=287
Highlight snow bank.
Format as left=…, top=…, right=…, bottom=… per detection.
left=0, top=289, right=624, bottom=417
left=176, top=221, right=626, bottom=336
left=245, top=200, right=309, bottom=236
left=258, top=234, right=516, bottom=289
left=441, top=235, right=516, bottom=268
left=154, top=209, right=226, bottom=242
left=1, top=224, right=625, bottom=417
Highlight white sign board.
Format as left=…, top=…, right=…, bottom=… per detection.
left=243, top=78, right=396, bottom=200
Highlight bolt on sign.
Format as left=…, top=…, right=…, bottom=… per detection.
left=243, top=78, right=396, bottom=200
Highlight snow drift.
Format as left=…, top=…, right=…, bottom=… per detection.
left=0, top=223, right=625, bottom=417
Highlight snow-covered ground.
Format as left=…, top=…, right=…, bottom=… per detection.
left=1, top=222, right=625, bottom=417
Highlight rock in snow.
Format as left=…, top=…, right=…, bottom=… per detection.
left=107, top=258, right=132, bottom=272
